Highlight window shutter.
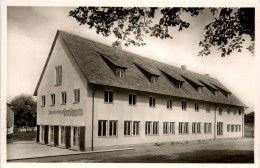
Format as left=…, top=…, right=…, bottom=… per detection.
left=36, top=125, right=40, bottom=142
left=65, top=126, right=71, bottom=149
left=44, top=125, right=49, bottom=144
left=80, top=126, right=85, bottom=151
left=54, top=126, right=59, bottom=146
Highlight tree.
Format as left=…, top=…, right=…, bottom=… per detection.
left=69, top=7, right=255, bottom=57
left=10, top=94, right=37, bottom=127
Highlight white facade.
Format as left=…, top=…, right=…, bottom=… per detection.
left=36, top=33, right=244, bottom=151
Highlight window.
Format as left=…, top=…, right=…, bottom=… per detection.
left=227, top=124, right=231, bottom=132
left=73, top=127, right=80, bottom=147
left=218, top=107, right=222, bottom=116
left=49, top=126, right=54, bottom=143
left=177, top=82, right=182, bottom=89
left=109, top=120, right=118, bottom=136
left=151, top=76, right=158, bottom=84
left=231, top=125, right=235, bottom=132
left=55, top=66, right=62, bottom=85
left=182, top=101, right=187, bottom=110
left=133, top=121, right=140, bottom=136
left=179, top=122, right=189, bottom=134
left=149, top=97, right=156, bottom=107
left=227, top=93, right=231, bottom=98
left=206, top=105, right=210, bottom=113
left=153, top=121, right=159, bottom=135
left=51, top=94, right=55, bottom=105
left=74, top=89, right=80, bottom=103
left=104, top=91, right=113, bottom=103
left=239, top=125, right=241, bottom=132
left=198, top=87, right=203, bottom=93
left=236, top=125, right=239, bottom=132
left=204, top=123, right=212, bottom=134
left=145, top=121, right=152, bottom=135
left=61, top=92, right=67, bottom=104
left=195, top=103, right=199, bottom=112
left=227, top=107, right=230, bottom=115
left=124, top=121, right=132, bottom=136
left=215, top=90, right=219, bottom=96
left=98, top=120, right=107, bottom=137
left=129, top=94, right=136, bottom=105
left=163, top=122, right=169, bottom=135
left=116, top=68, right=125, bottom=77
left=170, top=122, right=175, bottom=135
left=167, top=100, right=172, bottom=109
left=41, top=96, right=45, bottom=107
left=60, top=126, right=66, bottom=145
left=233, top=109, right=236, bottom=115
left=192, top=122, right=201, bottom=134
left=239, top=109, right=242, bottom=115
left=217, top=122, right=223, bottom=135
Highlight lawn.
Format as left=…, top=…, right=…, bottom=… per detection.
left=7, top=132, right=36, bottom=144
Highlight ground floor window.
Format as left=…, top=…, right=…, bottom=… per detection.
left=227, top=124, right=231, bottom=132
left=49, top=126, right=54, bottom=143
left=124, top=121, right=132, bottom=136
left=98, top=120, right=107, bottom=137
left=192, top=122, right=201, bottom=134
left=239, top=125, right=241, bottom=132
left=235, top=125, right=239, bottom=132
left=179, top=122, right=189, bottom=134
left=153, top=121, right=159, bottom=135
left=73, top=127, right=80, bottom=147
left=170, top=122, right=175, bottom=135
left=204, top=123, right=212, bottom=134
left=145, top=121, right=152, bottom=135
left=60, top=126, right=66, bottom=145
left=163, top=122, right=169, bottom=135
left=109, top=120, right=118, bottom=136
left=133, top=121, right=140, bottom=136
left=217, top=122, right=223, bottom=135
left=231, top=125, right=235, bottom=132
left=41, top=125, right=45, bottom=142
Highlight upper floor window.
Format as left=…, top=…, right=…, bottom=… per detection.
left=218, top=107, right=222, bottom=115
left=227, top=107, right=230, bottom=115
left=55, top=66, right=62, bottom=85
left=167, top=100, right=172, bottom=109
left=195, top=103, right=199, bottom=112
left=149, top=96, right=156, bottom=107
left=233, top=108, right=236, bottom=115
left=50, top=94, right=55, bottom=105
left=151, top=76, right=158, bottom=84
left=206, top=105, right=210, bottom=113
left=61, top=91, right=67, bottom=104
left=177, top=82, right=182, bottom=89
left=182, top=101, right=187, bottom=110
left=129, top=94, right=136, bottom=105
left=74, top=89, right=80, bottom=103
left=104, top=91, right=113, bottom=103
left=239, top=109, right=242, bottom=115
left=41, top=96, right=45, bottom=107
left=115, top=68, right=125, bottom=77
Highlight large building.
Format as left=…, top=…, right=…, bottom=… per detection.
left=34, top=30, right=246, bottom=151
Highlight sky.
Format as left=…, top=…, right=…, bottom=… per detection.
left=7, top=7, right=256, bottom=113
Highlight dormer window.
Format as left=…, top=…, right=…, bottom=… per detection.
left=177, top=82, right=182, bottom=89
left=198, top=87, right=203, bottom=93
left=151, top=76, right=158, bottom=84
left=227, top=93, right=231, bottom=98
left=215, top=90, right=219, bottom=97
left=116, top=68, right=125, bottom=78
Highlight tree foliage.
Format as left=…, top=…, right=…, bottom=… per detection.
left=10, top=94, right=37, bottom=127
left=69, top=7, right=254, bottom=57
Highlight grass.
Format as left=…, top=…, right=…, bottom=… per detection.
left=7, top=132, right=36, bottom=144
left=244, top=123, right=254, bottom=138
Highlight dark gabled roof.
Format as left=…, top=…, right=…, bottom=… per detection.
left=34, top=30, right=246, bottom=107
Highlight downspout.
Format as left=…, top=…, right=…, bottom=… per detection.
left=214, top=104, right=220, bottom=140
left=91, top=85, right=98, bottom=151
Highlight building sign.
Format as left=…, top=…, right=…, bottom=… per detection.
left=49, top=108, right=83, bottom=117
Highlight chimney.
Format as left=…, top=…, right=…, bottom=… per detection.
left=181, top=65, right=187, bottom=71
left=112, top=42, right=122, bottom=51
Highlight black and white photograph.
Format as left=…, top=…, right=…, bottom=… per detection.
left=1, top=1, right=259, bottom=167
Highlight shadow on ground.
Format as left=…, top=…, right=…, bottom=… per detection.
left=94, top=149, right=254, bottom=163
